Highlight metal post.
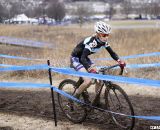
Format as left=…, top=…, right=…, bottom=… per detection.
left=47, top=60, right=57, bottom=126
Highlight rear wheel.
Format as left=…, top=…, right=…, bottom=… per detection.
left=105, top=83, right=135, bottom=130
left=57, top=79, right=87, bottom=123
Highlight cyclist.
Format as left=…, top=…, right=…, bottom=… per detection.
left=70, top=21, right=126, bottom=104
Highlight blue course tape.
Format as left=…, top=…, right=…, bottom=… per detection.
left=96, top=62, right=160, bottom=69
left=51, top=86, right=160, bottom=120
left=0, top=64, right=49, bottom=72
left=0, top=80, right=159, bottom=120
left=61, top=62, right=160, bottom=71
left=134, top=116, right=160, bottom=121
left=0, top=36, right=53, bottom=48
left=127, top=62, right=160, bottom=68
left=0, top=54, right=43, bottom=61
left=0, top=62, right=159, bottom=120
left=95, top=52, right=160, bottom=61
left=0, top=82, right=51, bottom=88
left=0, top=64, right=21, bottom=67
left=51, top=67, right=160, bottom=87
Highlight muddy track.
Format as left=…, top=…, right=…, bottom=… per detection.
left=0, top=87, right=159, bottom=130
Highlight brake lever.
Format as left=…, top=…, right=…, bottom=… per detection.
left=120, top=66, right=128, bottom=75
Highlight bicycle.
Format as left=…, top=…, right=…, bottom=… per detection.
left=57, top=64, right=135, bottom=130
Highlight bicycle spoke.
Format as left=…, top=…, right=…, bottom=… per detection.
left=113, top=89, right=123, bottom=110
left=105, top=83, right=135, bottom=130
left=108, top=90, right=116, bottom=108
left=57, top=79, right=87, bottom=123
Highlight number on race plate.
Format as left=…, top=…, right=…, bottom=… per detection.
left=89, top=41, right=97, bottom=48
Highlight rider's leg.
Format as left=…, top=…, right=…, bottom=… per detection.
left=73, top=67, right=92, bottom=98
left=70, top=57, right=92, bottom=98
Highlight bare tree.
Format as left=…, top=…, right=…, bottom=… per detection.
left=131, top=1, right=148, bottom=19
left=75, top=5, right=91, bottom=26
left=104, top=0, right=116, bottom=20
left=150, top=2, right=160, bottom=17
left=108, top=3, right=116, bottom=20
left=24, top=8, right=35, bottom=18
left=122, top=0, right=132, bottom=19
left=0, top=3, right=8, bottom=22
left=24, top=7, right=42, bottom=18
left=46, top=1, right=66, bottom=22
left=142, top=2, right=150, bottom=18
left=10, top=2, right=23, bottom=18
left=133, top=1, right=160, bottom=19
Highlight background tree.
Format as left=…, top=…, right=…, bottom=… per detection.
left=0, top=3, right=8, bottom=22
left=150, top=2, right=160, bottom=17
left=24, top=8, right=35, bottom=18
left=105, top=0, right=124, bottom=20
left=26, top=6, right=44, bottom=18
left=108, top=3, right=116, bottom=20
left=10, top=2, right=23, bottom=18
left=46, top=1, right=66, bottom=22
left=75, top=5, right=91, bottom=27
left=133, top=1, right=160, bottom=19
left=122, top=0, right=132, bottom=19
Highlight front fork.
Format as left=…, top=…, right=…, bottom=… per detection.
left=104, top=81, right=114, bottom=89
left=104, top=81, right=113, bottom=99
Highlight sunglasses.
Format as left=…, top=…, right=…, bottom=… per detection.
left=100, top=33, right=109, bottom=37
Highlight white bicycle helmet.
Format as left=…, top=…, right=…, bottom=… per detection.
left=94, top=21, right=111, bottom=34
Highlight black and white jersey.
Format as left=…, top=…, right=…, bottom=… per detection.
left=72, top=36, right=109, bottom=57
left=71, top=36, right=119, bottom=69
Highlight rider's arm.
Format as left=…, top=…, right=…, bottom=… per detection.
left=106, top=46, right=126, bottom=68
left=105, top=46, right=119, bottom=61
left=80, top=48, right=91, bottom=70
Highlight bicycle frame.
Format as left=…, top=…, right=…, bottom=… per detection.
left=75, top=64, right=123, bottom=105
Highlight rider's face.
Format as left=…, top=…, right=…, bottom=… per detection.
left=98, top=33, right=109, bottom=42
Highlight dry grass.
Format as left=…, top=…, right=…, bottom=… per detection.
left=0, top=23, right=160, bottom=80
left=0, top=22, right=160, bottom=130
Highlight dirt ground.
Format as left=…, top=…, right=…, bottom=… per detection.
left=0, top=79, right=160, bottom=130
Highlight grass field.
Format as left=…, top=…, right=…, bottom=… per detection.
left=0, top=21, right=160, bottom=130
left=0, top=21, right=160, bottom=79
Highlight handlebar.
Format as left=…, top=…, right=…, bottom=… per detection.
left=98, top=64, right=124, bottom=75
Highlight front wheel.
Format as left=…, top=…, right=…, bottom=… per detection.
left=57, top=79, right=87, bottom=123
left=105, top=83, right=135, bottom=130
